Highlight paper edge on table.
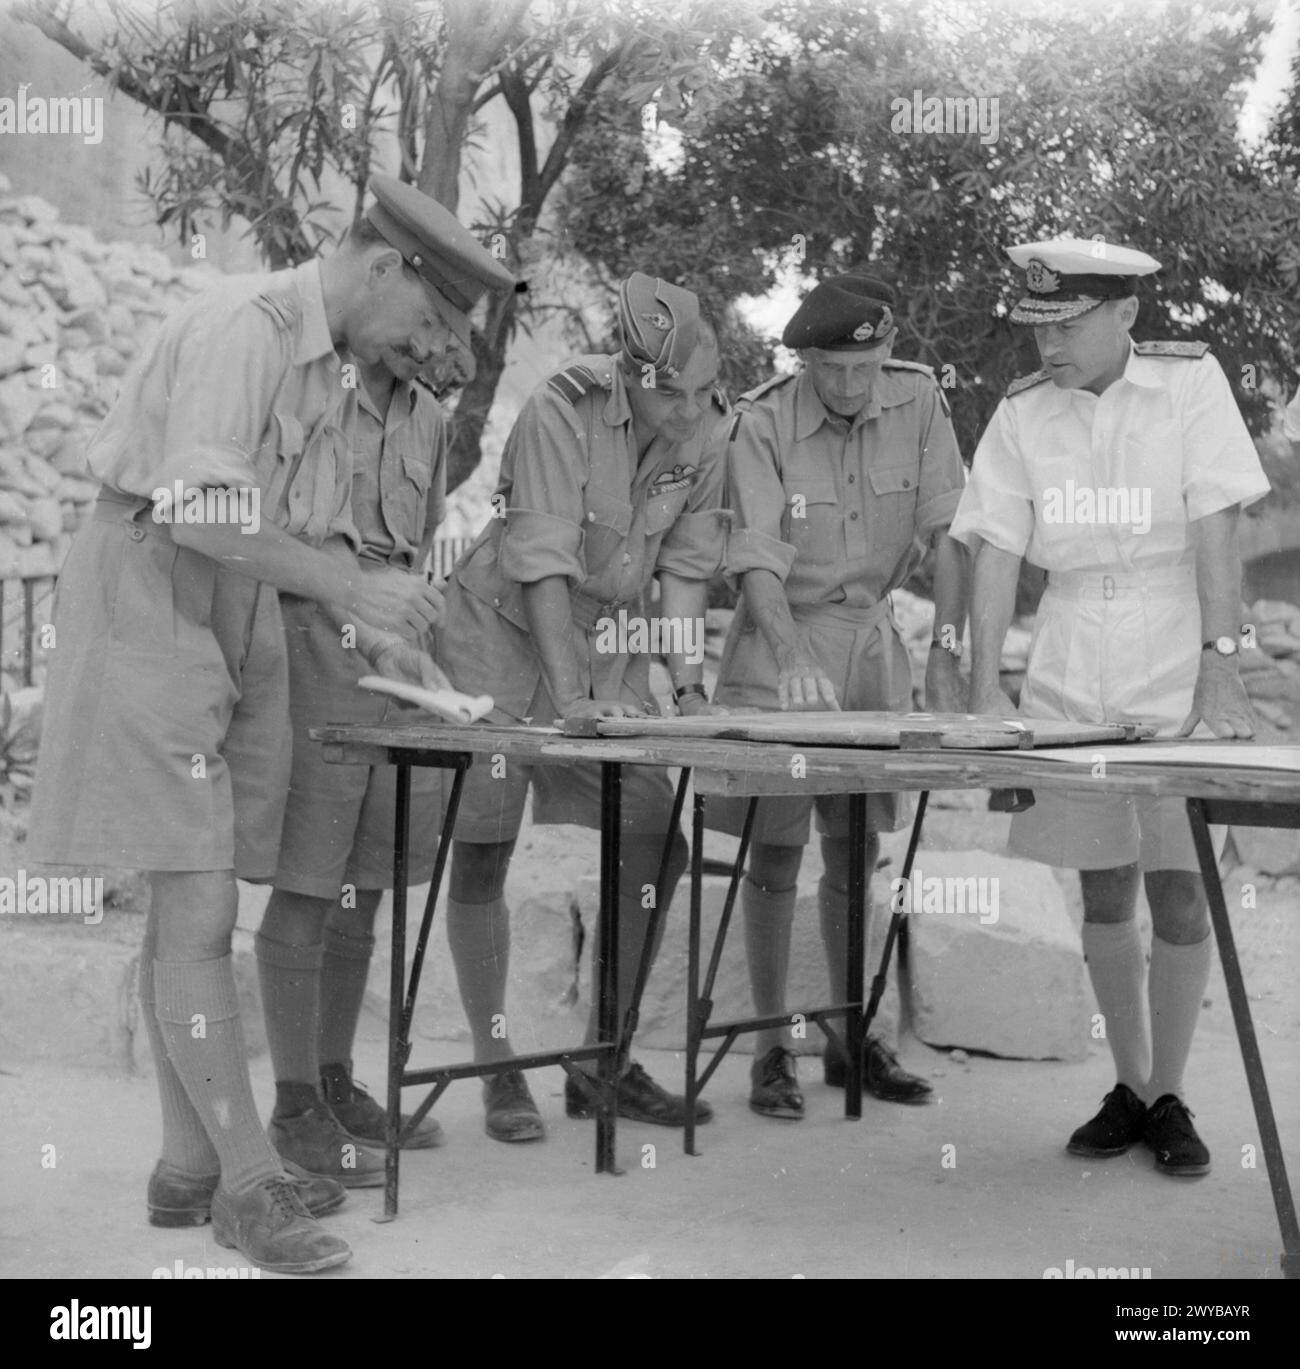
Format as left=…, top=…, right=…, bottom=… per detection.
left=357, top=675, right=494, bottom=725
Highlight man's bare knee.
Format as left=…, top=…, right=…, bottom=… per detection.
left=1145, top=870, right=1209, bottom=944
left=151, top=870, right=239, bottom=960
left=819, top=832, right=881, bottom=896
left=262, top=887, right=330, bottom=945
left=1080, top=864, right=1140, bottom=924
left=748, top=841, right=804, bottom=894
left=450, top=840, right=516, bottom=904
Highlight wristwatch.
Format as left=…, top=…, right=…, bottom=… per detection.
left=930, top=636, right=962, bottom=661
left=674, top=682, right=708, bottom=703
left=1202, top=636, right=1239, bottom=657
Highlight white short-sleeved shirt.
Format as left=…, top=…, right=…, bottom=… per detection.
left=1284, top=380, right=1300, bottom=443
left=949, top=344, right=1270, bottom=571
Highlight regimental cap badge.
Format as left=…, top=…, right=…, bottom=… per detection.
left=1025, top=259, right=1059, bottom=295
left=641, top=311, right=671, bottom=330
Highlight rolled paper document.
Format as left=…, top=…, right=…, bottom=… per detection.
left=358, top=675, right=494, bottom=724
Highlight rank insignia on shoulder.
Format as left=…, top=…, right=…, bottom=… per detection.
left=651, top=463, right=697, bottom=495
left=546, top=363, right=610, bottom=405
left=252, top=289, right=301, bottom=331
left=882, top=358, right=936, bottom=377
left=1133, top=340, right=1210, bottom=359
left=741, top=373, right=795, bottom=406
left=1006, top=369, right=1051, bottom=398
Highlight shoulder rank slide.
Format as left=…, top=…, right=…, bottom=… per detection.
left=740, top=373, right=795, bottom=405
left=882, top=358, right=936, bottom=377
left=1133, top=340, right=1210, bottom=359
left=1006, top=369, right=1050, bottom=398
left=252, top=289, right=301, bottom=331
left=546, top=363, right=608, bottom=405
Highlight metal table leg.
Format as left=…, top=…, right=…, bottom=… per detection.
left=1187, top=797, right=1299, bottom=1278
left=596, top=762, right=622, bottom=1174
left=384, top=760, right=411, bottom=1219
left=844, top=793, right=867, bottom=1119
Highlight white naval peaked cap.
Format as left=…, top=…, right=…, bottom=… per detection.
left=1006, top=236, right=1162, bottom=325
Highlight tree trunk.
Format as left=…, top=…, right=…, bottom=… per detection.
left=447, top=289, right=517, bottom=493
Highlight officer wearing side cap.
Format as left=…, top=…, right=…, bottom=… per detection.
left=256, top=178, right=515, bottom=1190
left=434, top=272, right=731, bottom=1141
left=26, top=174, right=462, bottom=1275
left=950, top=236, right=1270, bottom=1177
left=712, top=273, right=970, bottom=1121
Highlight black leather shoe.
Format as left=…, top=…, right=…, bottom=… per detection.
left=483, top=1069, right=546, bottom=1143
left=749, top=1047, right=804, bottom=1120
left=565, top=1061, right=713, bottom=1127
left=321, top=1062, right=444, bottom=1150
left=824, top=1036, right=934, bottom=1104
left=1143, top=1094, right=1211, bottom=1176
left=146, top=1159, right=345, bottom=1227
left=211, top=1176, right=351, bottom=1275
left=1067, top=1083, right=1147, bottom=1157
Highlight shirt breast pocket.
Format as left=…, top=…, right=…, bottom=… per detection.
left=781, top=477, right=841, bottom=546
left=642, top=487, right=690, bottom=537
left=388, top=450, right=432, bottom=542
left=867, top=463, right=920, bottom=506
left=261, top=412, right=305, bottom=528
left=580, top=492, right=633, bottom=576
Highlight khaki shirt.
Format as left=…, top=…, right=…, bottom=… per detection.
left=444, top=353, right=730, bottom=716
left=349, top=376, right=447, bottom=570
left=723, top=363, right=965, bottom=607
left=85, top=261, right=360, bottom=550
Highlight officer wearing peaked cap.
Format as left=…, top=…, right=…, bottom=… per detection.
left=710, top=271, right=970, bottom=1120
left=255, top=178, right=517, bottom=1179
left=432, top=270, right=732, bottom=1140
left=950, top=235, right=1271, bottom=1177
left=26, top=173, right=508, bottom=1274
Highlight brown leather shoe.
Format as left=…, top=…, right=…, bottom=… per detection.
left=211, top=1175, right=351, bottom=1275
left=147, top=1159, right=345, bottom=1227
left=565, top=1061, right=714, bottom=1127
left=269, top=1101, right=387, bottom=1188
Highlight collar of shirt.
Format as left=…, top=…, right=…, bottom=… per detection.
left=1058, top=343, right=1167, bottom=411
left=289, top=259, right=337, bottom=367
left=792, top=365, right=915, bottom=440
left=601, top=354, right=633, bottom=429
left=355, top=371, right=419, bottom=430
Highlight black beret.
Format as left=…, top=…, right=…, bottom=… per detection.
left=782, top=274, right=897, bottom=351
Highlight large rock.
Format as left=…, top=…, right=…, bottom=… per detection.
left=905, top=849, right=1090, bottom=1061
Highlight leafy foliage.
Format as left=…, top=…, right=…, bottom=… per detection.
left=558, top=0, right=1300, bottom=477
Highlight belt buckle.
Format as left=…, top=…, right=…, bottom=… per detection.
left=1102, top=574, right=1115, bottom=600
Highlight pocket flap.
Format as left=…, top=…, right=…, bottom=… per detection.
left=868, top=464, right=918, bottom=495
left=783, top=477, right=839, bottom=506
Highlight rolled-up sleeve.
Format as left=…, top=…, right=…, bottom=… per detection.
left=656, top=415, right=732, bottom=580
left=1180, top=356, right=1271, bottom=520
left=948, top=401, right=1035, bottom=556
left=723, top=409, right=798, bottom=582
left=914, top=384, right=966, bottom=537
left=497, top=394, right=587, bottom=584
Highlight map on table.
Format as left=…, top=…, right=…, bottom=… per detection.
left=1032, top=742, right=1300, bottom=771
left=565, top=711, right=1153, bottom=750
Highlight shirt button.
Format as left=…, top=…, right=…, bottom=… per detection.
left=850, top=511, right=859, bottom=520
left=847, top=473, right=855, bottom=483
left=129, top=526, right=145, bottom=542
left=622, top=553, right=631, bottom=564
left=902, top=478, right=912, bottom=488
left=493, top=597, right=502, bottom=607
left=587, top=511, right=596, bottom=522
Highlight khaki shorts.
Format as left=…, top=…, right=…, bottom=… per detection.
left=707, top=600, right=914, bottom=846
left=27, top=499, right=290, bottom=876
left=450, top=674, right=679, bottom=844
left=272, top=597, right=447, bottom=897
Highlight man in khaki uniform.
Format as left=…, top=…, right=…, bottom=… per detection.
left=715, top=274, right=969, bottom=1120
left=436, top=273, right=730, bottom=1140
left=255, top=179, right=514, bottom=1189
left=26, top=179, right=471, bottom=1273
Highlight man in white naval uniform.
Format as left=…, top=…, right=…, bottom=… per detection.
left=950, top=237, right=1270, bottom=1177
